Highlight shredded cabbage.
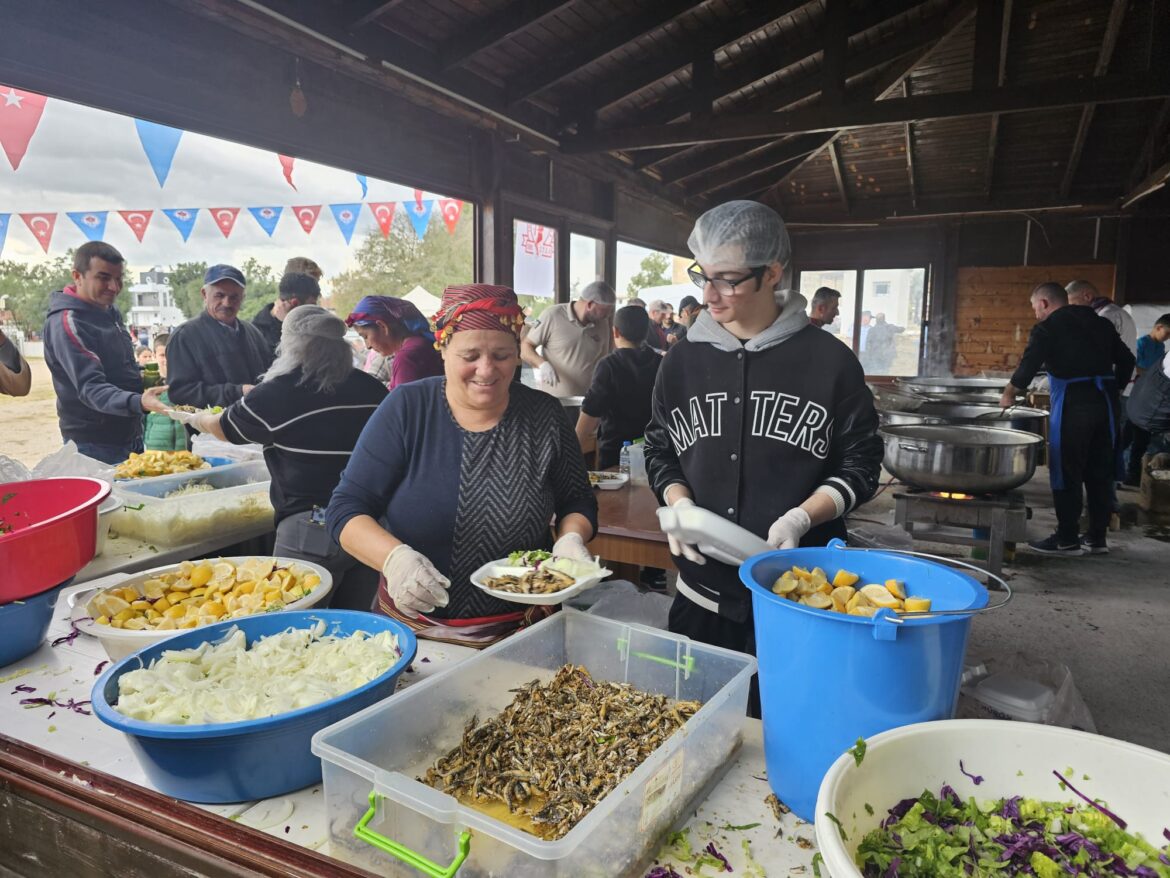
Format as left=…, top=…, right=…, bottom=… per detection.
left=114, top=620, right=400, bottom=724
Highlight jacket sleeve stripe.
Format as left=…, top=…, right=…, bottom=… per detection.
left=823, top=476, right=857, bottom=512
left=61, top=311, right=101, bottom=364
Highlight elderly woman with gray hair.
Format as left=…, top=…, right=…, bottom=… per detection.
left=186, top=305, right=389, bottom=609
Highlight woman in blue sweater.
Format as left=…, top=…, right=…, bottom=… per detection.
left=327, top=284, right=597, bottom=646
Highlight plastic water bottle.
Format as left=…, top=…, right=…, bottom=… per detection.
left=619, top=441, right=632, bottom=477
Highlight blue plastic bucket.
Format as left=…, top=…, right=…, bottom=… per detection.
left=739, top=539, right=988, bottom=821
left=91, top=610, right=416, bottom=803
left=0, top=579, right=71, bottom=668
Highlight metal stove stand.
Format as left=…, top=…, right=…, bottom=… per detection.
left=892, top=490, right=1029, bottom=576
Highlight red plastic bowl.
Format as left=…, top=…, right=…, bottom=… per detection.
left=0, top=478, right=111, bottom=602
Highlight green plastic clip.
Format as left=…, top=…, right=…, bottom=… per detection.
left=616, top=637, right=696, bottom=674
left=354, top=791, right=471, bottom=878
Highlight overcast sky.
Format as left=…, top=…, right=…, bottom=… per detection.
left=0, top=87, right=674, bottom=296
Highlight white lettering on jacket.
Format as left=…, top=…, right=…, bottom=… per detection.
left=670, top=391, right=832, bottom=459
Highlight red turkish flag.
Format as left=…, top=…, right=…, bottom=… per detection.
left=19, top=212, right=56, bottom=253
left=292, top=205, right=321, bottom=234
left=0, top=86, right=48, bottom=171
left=438, top=199, right=462, bottom=234
left=278, top=154, right=297, bottom=190
left=118, top=210, right=153, bottom=243
left=210, top=207, right=240, bottom=238
left=368, top=202, right=396, bottom=237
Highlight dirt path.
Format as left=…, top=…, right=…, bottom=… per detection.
left=0, top=358, right=68, bottom=468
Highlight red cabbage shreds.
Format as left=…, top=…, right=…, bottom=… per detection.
left=94, top=660, right=108, bottom=676
left=881, top=798, right=919, bottom=828
left=12, top=684, right=36, bottom=694
left=703, top=842, right=732, bottom=872
left=19, top=696, right=92, bottom=715
left=883, top=857, right=901, bottom=878
left=645, top=867, right=683, bottom=878
left=1052, top=770, right=1127, bottom=830
left=51, top=618, right=91, bottom=648
left=959, top=760, right=984, bottom=785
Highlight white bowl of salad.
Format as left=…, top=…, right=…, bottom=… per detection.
left=814, top=719, right=1170, bottom=877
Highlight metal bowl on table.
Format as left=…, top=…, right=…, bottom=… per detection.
left=879, top=424, right=1044, bottom=494
left=896, top=377, right=1009, bottom=395
left=880, top=402, right=1048, bottom=436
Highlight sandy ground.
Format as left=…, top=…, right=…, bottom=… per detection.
left=0, top=358, right=66, bottom=469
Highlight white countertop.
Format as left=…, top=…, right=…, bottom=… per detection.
left=0, top=577, right=823, bottom=877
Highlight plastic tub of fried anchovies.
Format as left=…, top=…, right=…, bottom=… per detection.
left=312, top=609, right=757, bottom=877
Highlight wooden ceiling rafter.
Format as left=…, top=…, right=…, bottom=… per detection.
left=503, top=0, right=708, bottom=107
left=346, top=0, right=410, bottom=31
left=903, top=79, right=919, bottom=209
left=438, top=0, right=574, bottom=71
left=1059, top=0, right=1128, bottom=199
left=827, top=138, right=849, bottom=211
left=974, top=0, right=1012, bottom=199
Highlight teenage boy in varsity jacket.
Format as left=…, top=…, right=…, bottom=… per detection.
left=646, top=201, right=883, bottom=703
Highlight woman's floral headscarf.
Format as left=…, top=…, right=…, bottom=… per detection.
left=431, top=284, right=524, bottom=349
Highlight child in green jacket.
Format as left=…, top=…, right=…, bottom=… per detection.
left=143, top=334, right=187, bottom=451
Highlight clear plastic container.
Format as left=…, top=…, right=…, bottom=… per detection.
left=312, top=610, right=757, bottom=878
left=109, top=460, right=273, bottom=546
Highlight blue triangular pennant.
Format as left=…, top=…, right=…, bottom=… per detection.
left=0, top=214, right=9, bottom=258
left=134, top=119, right=184, bottom=187
left=163, top=208, right=199, bottom=242
left=66, top=211, right=108, bottom=242
left=356, top=174, right=368, bottom=199
left=406, top=199, right=434, bottom=240
left=248, top=206, right=283, bottom=238
left=329, top=202, right=362, bottom=244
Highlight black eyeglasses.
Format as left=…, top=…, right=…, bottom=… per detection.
left=687, top=263, right=766, bottom=296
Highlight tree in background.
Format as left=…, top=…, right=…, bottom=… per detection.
left=167, top=259, right=278, bottom=321
left=169, top=262, right=208, bottom=318
left=0, top=251, right=131, bottom=336
left=625, top=252, right=671, bottom=297
left=330, top=208, right=473, bottom=317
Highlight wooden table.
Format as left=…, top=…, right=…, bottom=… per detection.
left=587, top=482, right=675, bottom=581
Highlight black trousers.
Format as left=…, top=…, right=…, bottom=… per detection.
left=668, top=594, right=760, bottom=718
left=1122, top=418, right=1152, bottom=485
left=1052, top=399, right=1114, bottom=543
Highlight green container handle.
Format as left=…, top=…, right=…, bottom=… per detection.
left=354, top=791, right=471, bottom=878
left=616, top=637, right=696, bottom=674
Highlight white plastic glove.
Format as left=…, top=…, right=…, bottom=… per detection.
left=767, top=507, right=812, bottom=550
left=537, top=362, right=559, bottom=387
left=381, top=544, right=451, bottom=618
left=655, top=496, right=706, bottom=565
left=551, top=532, right=593, bottom=562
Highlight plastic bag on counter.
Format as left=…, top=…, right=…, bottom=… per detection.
left=0, top=442, right=114, bottom=484
left=958, top=650, right=1096, bottom=733
left=191, top=433, right=265, bottom=462
left=565, top=579, right=672, bottom=630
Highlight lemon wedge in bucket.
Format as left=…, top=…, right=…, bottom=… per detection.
left=903, top=596, right=932, bottom=612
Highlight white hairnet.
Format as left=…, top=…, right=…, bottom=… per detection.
left=281, top=304, right=346, bottom=340
left=687, top=200, right=792, bottom=290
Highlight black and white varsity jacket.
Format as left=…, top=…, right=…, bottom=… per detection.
left=644, top=291, right=884, bottom=622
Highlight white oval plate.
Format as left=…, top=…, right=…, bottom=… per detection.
left=588, top=471, right=629, bottom=490
left=469, top=558, right=612, bottom=606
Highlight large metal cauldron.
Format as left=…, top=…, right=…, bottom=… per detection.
left=896, top=377, right=1008, bottom=394
left=880, top=424, right=1044, bottom=494
left=880, top=402, right=1048, bottom=436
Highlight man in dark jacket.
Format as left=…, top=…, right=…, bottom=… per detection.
left=252, top=271, right=322, bottom=353
left=42, top=241, right=168, bottom=463
left=1001, top=282, right=1135, bottom=555
left=166, top=264, right=274, bottom=408
left=646, top=201, right=883, bottom=705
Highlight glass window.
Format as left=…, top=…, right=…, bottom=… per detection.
left=798, top=269, right=857, bottom=349
left=568, top=233, right=605, bottom=298
left=858, top=268, right=925, bottom=377
left=513, top=219, right=558, bottom=319
left=616, top=241, right=690, bottom=307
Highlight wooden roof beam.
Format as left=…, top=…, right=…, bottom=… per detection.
left=1127, top=97, right=1170, bottom=190
left=1059, top=0, right=1128, bottom=198
left=821, top=0, right=849, bottom=106
left=827, top=139, right=849, bottom=211
left=560, top=73, right=1169, bottom=153
left=975, top=0, right=1012, bottom=198
left=505, top=0, right=705, bottom=106
left=903, top=80, right=918, bottom=210
left=346, top=0, right=409, bottom=30
left=682, top=133, right=829, bottom=197
left=557, top=0, right=811, bottom=125
left=439, top=0, right=573, bottom=71
left=1121, top=159, right=1170, bottom=209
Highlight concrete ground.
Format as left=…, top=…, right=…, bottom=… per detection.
left=851, top=469, right=1169, bottom=753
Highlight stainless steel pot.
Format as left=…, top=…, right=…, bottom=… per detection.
left=897, top=377, right=1008, bottom=394
left=880, top=403, right=1048, bottom=436
left=880, top=424, right=1044, bottom=494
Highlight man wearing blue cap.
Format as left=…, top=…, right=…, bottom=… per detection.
left=165, top=264, right=274, bottom=408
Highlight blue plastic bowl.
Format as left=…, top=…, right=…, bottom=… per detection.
left=0, top=579, right=71, bottom=667
left=91, top=610, right=417, bottom=803
left=201, top=456, right=233, bottom=468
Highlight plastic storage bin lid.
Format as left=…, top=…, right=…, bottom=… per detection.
left=970, top=672, right=1055, bottom=723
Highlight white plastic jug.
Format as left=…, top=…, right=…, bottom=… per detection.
left=627, top=443, right=648, bottom=485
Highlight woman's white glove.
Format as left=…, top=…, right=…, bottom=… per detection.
left=655, top=496, right=706, bottom=565
left=537, top=362, right=559, bottom=386
left=767, top=507, right=812, bottom=549
left=551, top=532, right=593, bottom=561
left=381, top=544, right=450, bottom=618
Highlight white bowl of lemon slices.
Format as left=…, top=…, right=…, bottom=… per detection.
left=71, top=557, right=333, bottom=660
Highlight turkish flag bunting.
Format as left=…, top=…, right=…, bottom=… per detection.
left=438, top=199, right=462, bottom=234
left=292, top=205, right=321, bottom=234
left=368, top=202, right=396, bottom=237
left=118, top=210, right=154, bottom=243
left=278, top=154, right=297, bottom=190
left=0, top=85, right=48, bottom=171
left=210, top=207, right=240, bottom=238
left=19, top=212, right=56, bottom=253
